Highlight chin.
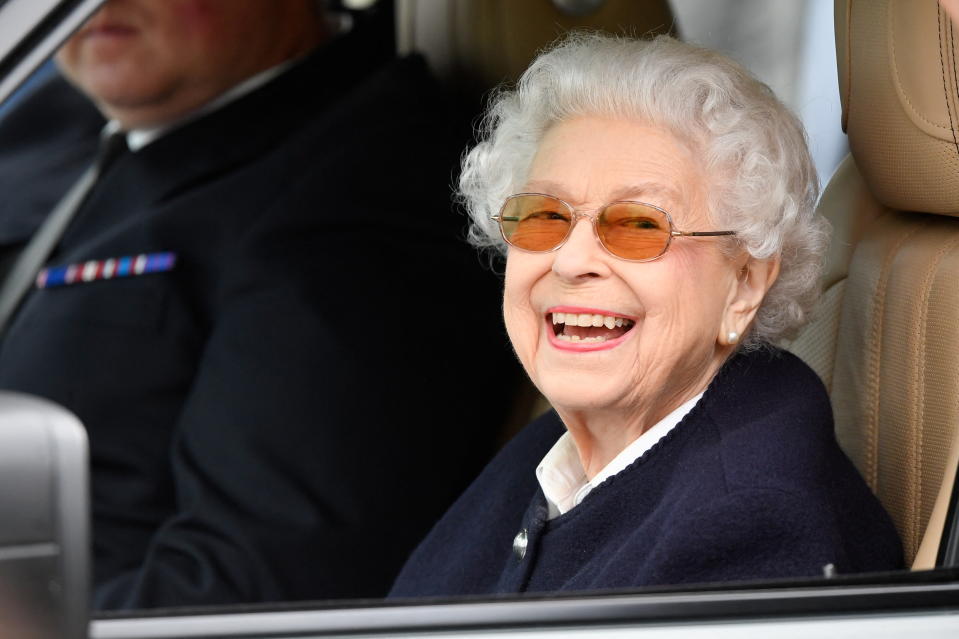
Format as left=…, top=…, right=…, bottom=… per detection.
left=535, top=374, right=624, bottom=414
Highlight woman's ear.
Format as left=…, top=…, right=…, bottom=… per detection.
left=719, top=255, right=780, bottom=345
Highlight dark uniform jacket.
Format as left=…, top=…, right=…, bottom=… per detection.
left=0, top=33, right=514, bottom=609
left=390, top=349, right=903, bottom=597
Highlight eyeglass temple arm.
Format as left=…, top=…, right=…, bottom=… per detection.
left=672, top=230, right=737, bottom=237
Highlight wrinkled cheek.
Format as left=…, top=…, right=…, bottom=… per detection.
left=502, top=286, right=539, bottom=374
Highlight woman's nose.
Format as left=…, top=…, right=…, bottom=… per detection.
left=550, top=216, right=611, bottom=282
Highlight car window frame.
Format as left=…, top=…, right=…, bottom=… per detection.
left=0, top=2, right=958, bottom=637
left=87, top=568, right=959, bottom=638
left=84, top=463, right=959, bottom=635
left=0, top=0, right=103, bottom=105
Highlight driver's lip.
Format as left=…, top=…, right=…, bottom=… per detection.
left=76, top=15, right=140, bottom=40
left=543, top=305, right=638, bottom=353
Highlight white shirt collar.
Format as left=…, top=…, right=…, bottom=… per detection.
left=105, top=58, right=295, bottom=152
left=536, top=391, right=704, bottom=520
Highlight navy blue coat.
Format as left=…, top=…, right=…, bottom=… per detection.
left=0, top=32, right=516, bottom=609
left=390, top=348, right=903, bottom=596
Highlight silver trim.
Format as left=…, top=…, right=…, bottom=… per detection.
left=0, top=0, right=104, bottom=105
left=90, top=581, right=959, bottom=638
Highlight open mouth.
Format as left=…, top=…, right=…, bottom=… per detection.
left=548, top=311, right=636, bottom=344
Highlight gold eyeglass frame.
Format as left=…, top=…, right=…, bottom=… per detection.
left=491, top=192, right=737, bottom=263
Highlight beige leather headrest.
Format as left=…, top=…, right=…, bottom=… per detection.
left=837, top=0, right=959, bottom=214
left=396, top=0, right=674, bottom=97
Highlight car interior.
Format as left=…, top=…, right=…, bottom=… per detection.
left=787, top=0, right=959, bottom=571
left=0, top=0, right=957, bottom=637
left=0, top=392, right=88, bottom=639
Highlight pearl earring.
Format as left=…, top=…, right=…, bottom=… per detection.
left=727, top=331, right=739, bottom=345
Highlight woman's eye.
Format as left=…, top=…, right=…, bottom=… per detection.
left=523, top=210, right=567, bottom=221
left=622, top=217, right=661, bottom=230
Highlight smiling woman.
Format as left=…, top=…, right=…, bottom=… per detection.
left=502, top=117, right=751, bottom=456
left=389, top=32, right=904, bottom=598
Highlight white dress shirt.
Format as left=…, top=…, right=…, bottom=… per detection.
left=536, top=392, right=704, bottom=520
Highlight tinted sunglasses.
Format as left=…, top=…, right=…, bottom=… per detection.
left=492, top=193, right=736, bottom=262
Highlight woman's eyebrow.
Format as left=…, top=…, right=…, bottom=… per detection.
left=608, top=183, right=683, bottom=206
left=521, top=180, right=683, bottom=208
left=521, top=180, right=572, bottom=199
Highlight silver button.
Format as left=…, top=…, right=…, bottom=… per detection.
left=512, top=528, right=528, bottom=560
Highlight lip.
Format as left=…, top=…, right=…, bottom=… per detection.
left=80, top=24, right=138, bottom=38
left=77, top=16, right=139, bottom=40
left=544, top=305, right=637, bottom=352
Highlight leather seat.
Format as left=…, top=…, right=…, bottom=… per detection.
left=789, top=0, right=959, bottom=569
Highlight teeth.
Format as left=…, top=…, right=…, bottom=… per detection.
left=557, top=334, right=607, bottom=343
left=549, top=311, right=631, bottom=327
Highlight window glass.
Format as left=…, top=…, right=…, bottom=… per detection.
left=2, top=1, right=955, bottom=628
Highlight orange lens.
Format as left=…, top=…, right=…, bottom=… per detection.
left=598, top=203, right=671, bottom=260
left=499, top=195, right=572, bottom=251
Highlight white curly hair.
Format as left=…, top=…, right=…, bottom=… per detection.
left=458, top=32, right=829, bottom=347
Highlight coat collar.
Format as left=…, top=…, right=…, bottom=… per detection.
left=85, top=30, right=387, bottom=213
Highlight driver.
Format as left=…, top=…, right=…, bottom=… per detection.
left=0, top=0, right=513, bottom=610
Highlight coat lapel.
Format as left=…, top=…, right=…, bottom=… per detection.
left=77, top=31, right=381, bottom=224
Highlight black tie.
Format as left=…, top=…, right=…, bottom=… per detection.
left=0, top=131, right=129, bottom=334
left=95, top=131, right=129, bottom=174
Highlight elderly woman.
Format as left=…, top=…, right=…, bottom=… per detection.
left=390, top=33, right=902, bottom=596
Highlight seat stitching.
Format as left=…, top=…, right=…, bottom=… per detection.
left=909, top=234, right=959, bottom=559
left=938, top=6, right=959, bottom=157
left=951, top=8, right=959, bottom=159
left=865, top=222, right=922, bottom=491
left=890, top=4, right=954, bottom=132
